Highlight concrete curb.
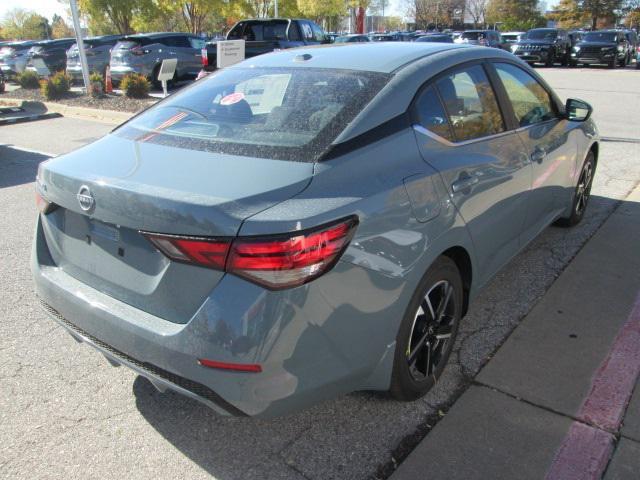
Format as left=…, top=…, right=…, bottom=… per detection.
left=0, top=112, right=62, bottom=126
left=0, top=98, right=134, bottom=125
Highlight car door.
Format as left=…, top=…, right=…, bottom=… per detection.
left=491, top=61, right=575, bottom=244
left=169, top=35, right=200, bottom=77
left=412, top=62, right=532, bottom=286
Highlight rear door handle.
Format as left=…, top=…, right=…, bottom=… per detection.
left=531, top=148, right=546, bottom=163
left=451, top=176, right=479, bottom=193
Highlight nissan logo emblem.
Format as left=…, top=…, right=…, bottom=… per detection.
left=77, top=185, right=95, bottom=212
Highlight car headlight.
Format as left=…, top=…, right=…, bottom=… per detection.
left=511, top=44, right=518, bottom=52
left=617, top=46, right=624, bottom=52
left=573, top=46, right=580, bottom=52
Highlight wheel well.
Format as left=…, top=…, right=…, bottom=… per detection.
left=442, top=246, right=472, bottom=316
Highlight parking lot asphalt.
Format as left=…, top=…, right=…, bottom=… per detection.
left=1, top=67, right=639, bottom=480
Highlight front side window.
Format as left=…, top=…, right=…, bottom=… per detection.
left=435, top=64, right=504, bottom=142
left=414, top=86, right=454, bottom=141
left=117, top=67, right=389, bottom=162
left=494, top=63, right=556, bottom=127
left=309, top=22, right=326, bottom=42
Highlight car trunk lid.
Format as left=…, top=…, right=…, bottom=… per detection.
left=38, top=134, right=315, bottom=323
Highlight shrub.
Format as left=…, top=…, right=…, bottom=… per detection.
left=89, top=72, right=104, bottom=98
left=40, top=71, right=71, bottom=100
left=121, top=73, right=150, bottom=99
left=89, top=72, right=104, bottom=84
left=18, top=70, right=40, bottom=89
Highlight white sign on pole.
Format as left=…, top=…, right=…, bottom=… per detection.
left=157, top=58, right=178, bottom=97
left=31, top=58, right=50, bottom=77
left=216, top=40, right=245, bottom=69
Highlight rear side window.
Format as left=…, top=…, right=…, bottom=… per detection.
left=494, top=63, right=556, bottom=127
left=435, top=64, right=504, bottom=142
left=288, top=23, right=301, bottom=41
left=189, top=37, right=206, bottom=49
left=117, top=67, right=390, bottom=162
left=227, top=23, right=245, bottom=40
left=414, top=86, right=454, bottom=141
left=309, top=22, right=326, bottom=42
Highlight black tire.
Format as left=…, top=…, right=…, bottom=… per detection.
left=545, top=52, right=555, bottom=67
left=561, top=52, right=569, bottom=66
left=389, top=256, right=463, bottom=401
left=151, top=65, right=162, bottom=89
left=556, top=151, right=595, bottom=227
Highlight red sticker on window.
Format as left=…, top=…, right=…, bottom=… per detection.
left=220, top=92, right=245, bottom=106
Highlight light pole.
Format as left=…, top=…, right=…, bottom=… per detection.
left=274, top=0, right=278, bottom=17
left=69, top=0, right=90, bottom=93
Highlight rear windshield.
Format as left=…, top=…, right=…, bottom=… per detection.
left=228, top=21, right=289, bottom=41
left=583, top=32, right=617, bottom=42
left=114, top=38, right=152, bottom=49
left=526, top=30, right=557, bottom=40
left=117, top=67, right=390, bottom=162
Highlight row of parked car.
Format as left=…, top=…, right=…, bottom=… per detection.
left=1, top=20, right=638, bottom=91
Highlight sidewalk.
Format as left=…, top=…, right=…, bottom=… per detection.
left=391, top=184, right=640, bottom=480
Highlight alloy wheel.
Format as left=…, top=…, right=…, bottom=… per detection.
left=406, top=280, right=456, bottom=381
left=575, top=160, right=594, bottom=216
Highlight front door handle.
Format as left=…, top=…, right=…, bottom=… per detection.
left=531, top=147, right=546, bottom=164
left=451, top=176, right=479, bottom=193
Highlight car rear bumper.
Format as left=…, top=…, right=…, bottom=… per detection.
left=32, top=215, right=396, bottom=417
left=110, top=65, right=151, bottom=81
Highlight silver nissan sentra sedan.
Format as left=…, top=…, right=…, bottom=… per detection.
left=33, top=42, right=598, bottom=417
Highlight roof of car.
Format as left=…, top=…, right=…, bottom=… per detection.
left=234, top=42, right=474, bottom=73
left=123, top=32, right=194, bottom=39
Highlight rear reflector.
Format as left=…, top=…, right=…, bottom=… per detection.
left=142, top=216, right=358, bottom=290
left=35, top=189, right=57, bottom=215
left=198, top=359, right=262, bottom=373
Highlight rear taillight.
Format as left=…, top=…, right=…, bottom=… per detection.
left=35, top=189, right=56, bottom=214
left=143, top=216, right=358, bottom=290
left=201, top=47, right=208, bottom=66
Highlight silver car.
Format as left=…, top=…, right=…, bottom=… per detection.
left=109, top=32, right=206, bottom=86
left=66, top=35, right=123, bottom=81
left=34, top=43, right=598, bottom=417
left=0, top=41, right=37, bottom=78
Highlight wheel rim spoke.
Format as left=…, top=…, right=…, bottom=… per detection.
left=407, top=279, right=456, bottom=381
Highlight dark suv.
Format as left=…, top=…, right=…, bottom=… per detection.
left=571, top=30, right=630, bottom=68
left=512, top=28, right=571, bottom=66
left=25, top=38, right=76, bottom=75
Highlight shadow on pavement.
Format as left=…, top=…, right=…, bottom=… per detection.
left=0, top=145, right=50, bottom=188
left=130, top=193, right=624, bottom=480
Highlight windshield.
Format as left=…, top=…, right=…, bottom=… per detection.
left=525, top=30, right=557, bottom=40
left=583, top=32, right=617, bottom=42
left=117, top=67, right=390, bottom=162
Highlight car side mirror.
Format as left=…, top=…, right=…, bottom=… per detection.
left=565, top=98, right=592, bottom=122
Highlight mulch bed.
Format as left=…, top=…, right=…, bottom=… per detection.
left=0, top=87, right=157, bottom=113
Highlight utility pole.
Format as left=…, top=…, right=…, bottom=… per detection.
left=69, top=0, right=90, bottom=93
left=274, top=0, right=278, bottom=18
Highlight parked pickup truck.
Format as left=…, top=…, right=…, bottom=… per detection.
left=201, top=18, right=328, bottom=72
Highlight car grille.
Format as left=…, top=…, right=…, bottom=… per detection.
left=580, top=46, right=608, bottom=55
left=39, top=299, right=247, bottom=416
left=517, top=45, right=543, bottom=51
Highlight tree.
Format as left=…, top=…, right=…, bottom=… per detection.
left=297, top=0, right=346, bottom=22
left=51, top=14, right=74, bottom=38
left=486, top=0, right=546, bottom=30
left=548, top=0, right=625, bottom=29
left=581, top=0, right=623, bottom=28
left=547, top=0, right=589, bottom=28
left=1, top=8, right=51, bottom=40
left=77, top=0, right=152, bottom=34
left=467, top=0, right=489, bottom=26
